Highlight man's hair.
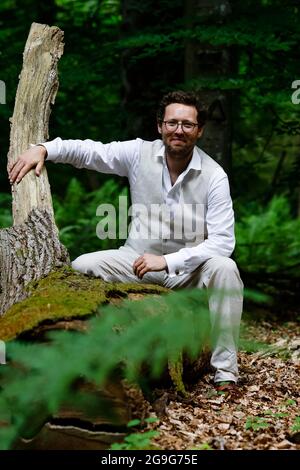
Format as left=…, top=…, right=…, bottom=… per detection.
left=156, top=90, right=207, bottom=127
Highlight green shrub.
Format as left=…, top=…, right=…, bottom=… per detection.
left=235, top=195, right=300, bottom=275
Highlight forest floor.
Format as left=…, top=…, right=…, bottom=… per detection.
left=128, top=317, right=300, bottom=450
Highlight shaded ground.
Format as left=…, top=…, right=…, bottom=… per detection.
left=1, top=271, right=299, bottom=450
left=128, top=320, right=300, bottom=450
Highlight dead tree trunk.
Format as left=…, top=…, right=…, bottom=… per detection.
left=0, top=23, right=69, bottom=316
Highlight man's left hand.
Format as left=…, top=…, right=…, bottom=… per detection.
left=133, top=253, right=167, bottom=279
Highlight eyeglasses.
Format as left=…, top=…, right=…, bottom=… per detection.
left=162, top=120, right=199, bottom=133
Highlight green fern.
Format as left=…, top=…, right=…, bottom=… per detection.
left=235, top=196, right=300, bottom=275
left=53, top=177, right=128, bottom=259
left=0, top=288, right=211, bottom=450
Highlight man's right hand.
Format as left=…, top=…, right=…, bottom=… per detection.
left=7, top=145, right=47, bottom=184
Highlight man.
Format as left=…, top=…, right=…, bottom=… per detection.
left=8, top=91, right=243, bottom=392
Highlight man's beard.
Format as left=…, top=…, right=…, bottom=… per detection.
left=165, top=141, right=194, bottom=159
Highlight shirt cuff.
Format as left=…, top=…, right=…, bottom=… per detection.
left=36, top=141, right=58, bottom=161
left=164, top=252, right=186, bottom=277
left=29, top=142, right=49, bottom=158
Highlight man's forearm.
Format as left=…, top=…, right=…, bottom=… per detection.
left=164, top=234, right=235, bottom=277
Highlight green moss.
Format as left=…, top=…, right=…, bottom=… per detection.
left=0, top=267, right=167, bottom=342
left=168, top=353, right=187, bottom=397
left=1, top=267, right=188, bottom=394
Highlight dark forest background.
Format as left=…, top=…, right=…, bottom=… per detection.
left=0, top=0, right=300, bottom=308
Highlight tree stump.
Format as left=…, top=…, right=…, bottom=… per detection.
left=0, top=23, right=68, bottom=317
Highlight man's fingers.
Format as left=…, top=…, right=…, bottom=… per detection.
left=9, top=161, right=24, bottom=183
left=137, top=267, right=148, bottom=279
left=135, top=262, right=149, bottom=279
left=134, top=262, right=144, bottom=276
left=133, top=256, right=144, bottom=273
left=35, top=160, right=44, bottom=176
left=134, top=260, right=144, bottom=269
left=8, top=146, right=46, bottom=183
left=8, top=161, right=18, bottom=177
left=16, top=164, right=32, bottom=183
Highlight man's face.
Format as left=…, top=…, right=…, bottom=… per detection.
left=157, top=103, right=203, bottom=158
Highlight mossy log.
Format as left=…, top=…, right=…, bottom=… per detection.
left=0, top=268, right=166, bottom=449
left=1, top=268, right=210, bottom=449
left=0, top=267, right=167, bottom=342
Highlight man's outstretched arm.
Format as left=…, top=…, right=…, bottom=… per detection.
left=8, top=138, right=143, bottom=184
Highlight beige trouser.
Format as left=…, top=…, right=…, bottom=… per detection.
left=72, top=245, right=244, bottom=383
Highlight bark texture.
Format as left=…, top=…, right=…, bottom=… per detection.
left=185, top=0, right=234, bottom=176
left=0, top=23, right=69, bottom=316
left=0, top=210, right=68, bottom=316
left=8, top=23, right=64, bottom=226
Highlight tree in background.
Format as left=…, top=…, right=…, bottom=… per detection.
left=0, top=0, right=299, bottom=282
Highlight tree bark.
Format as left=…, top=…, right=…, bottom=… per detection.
left=0, top=23, right=69, bottom=316
left=185, top=0, right=234, bottom=177
left=120, top=0, right=184, bottom=140
left=8, top=23, right=64, bottom=226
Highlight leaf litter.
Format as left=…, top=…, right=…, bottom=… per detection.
left=128, top=320, right=300, bottom=450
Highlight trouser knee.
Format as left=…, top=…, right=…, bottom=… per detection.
left=72, top=254, right=94, bottom=275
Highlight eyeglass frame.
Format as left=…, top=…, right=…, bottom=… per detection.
left=162, top=120, right=200, bottom=133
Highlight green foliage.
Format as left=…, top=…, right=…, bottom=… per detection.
left=53, top=177, right=128, bottom=259
left=1, top=0, right=299, bottom=202
left=110, top=417, right=160, bottom=450
left=1, top=0, right=299, bottom=238
left=235, top=196, right=300, bottom=275
left=245, top=416, right=270, bottom=431
left=284, top=399, right=297, bottom=407
left=0, top=193, right=12, bottom=228
left=246, top=408, right=295, bottom=433
left=110, top=430, right=159, bottom=450
left=193, top=442, right=213, bottom=451
left=262, top=410, right=288, bottom=418
left=0, top=288, right=211, bottom=449
left=291, top=417, right=300, bottom=433
left=238, top=338, right=270, bottom=354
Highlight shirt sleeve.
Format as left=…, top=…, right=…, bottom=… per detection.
left=164, top=168, right=235, bottom=277
left=40, top=137, right=142, bottom=182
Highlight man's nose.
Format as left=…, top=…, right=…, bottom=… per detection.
left=175, top=124, right=184, bottom=134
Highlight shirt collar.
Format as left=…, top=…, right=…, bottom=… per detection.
left=154, top=142, right=202, bottom=172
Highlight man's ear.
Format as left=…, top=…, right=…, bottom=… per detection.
left=157, top=122, right=162, bottom=134
left=197, top=127, right=204, bottom=139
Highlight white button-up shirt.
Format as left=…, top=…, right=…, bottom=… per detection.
left=42, top=137, right=235, bottom=276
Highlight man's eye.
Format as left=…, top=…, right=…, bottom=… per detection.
left=183, top=123, right=193, bottom=128
left=167, top=121, right=177, bottom=126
